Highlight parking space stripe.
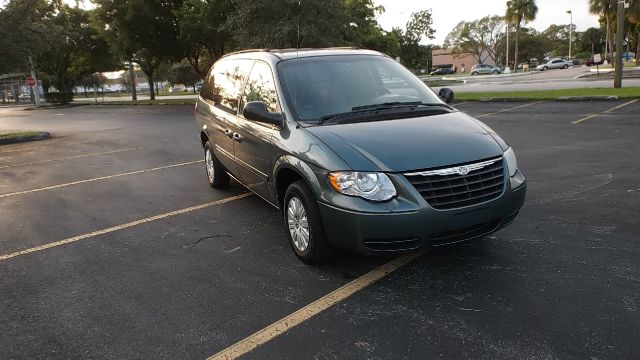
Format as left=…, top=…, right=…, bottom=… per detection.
left=0, top=140, right=97, bottom=154
left=0, top=160, right=203, bottom=199
left=572, top=99, right=639, bottom=124
left=207, top=251, right=425, bottom=360
left=476, top=101, right=544, bottom=118
left=0, top=193, right=252, bottom=262
left=0, top=147, right=142, bottom=169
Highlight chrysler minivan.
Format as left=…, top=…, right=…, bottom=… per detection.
left=195, top=48, right=526, bottom=264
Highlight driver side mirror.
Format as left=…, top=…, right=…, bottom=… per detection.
left=243, top=101, right=283, bottom=127
left=438, top=88, right=454, bottom=104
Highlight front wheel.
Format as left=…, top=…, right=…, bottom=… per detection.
left=471, top=72, right=478, bottom=75
left=492, top=70, right=499, bottom=75
left=563, top=64, right=569, bottom=69
left=284, top=180, right=333, bottom=264
left=204, top=141, right=230, bottom=188
left=542, top=66, right=548, bottom=71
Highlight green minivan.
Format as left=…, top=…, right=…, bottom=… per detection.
left=195, top=48, right=526, bottom=264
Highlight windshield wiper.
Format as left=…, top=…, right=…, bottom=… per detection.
left=351, top=102, right=448, bottom=111
left=317, top=102, right=450, bottom=125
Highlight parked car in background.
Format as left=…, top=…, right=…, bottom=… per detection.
left=195, top=48, right=526, bottom=264
left=536, top=59, right=570, bottom=71
left=470, top=64, right=502, bottom=75
left=429, top=68, right=455, bottom=76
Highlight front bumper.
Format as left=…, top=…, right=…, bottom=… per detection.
left=318, top=176, right=527, bottom=254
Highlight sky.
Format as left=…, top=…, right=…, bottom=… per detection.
left=374, top=0, right=601, bottom=45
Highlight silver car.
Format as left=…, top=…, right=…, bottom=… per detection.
left=470, top=64, right=502, bottom=75
left=536, top=59, right=570, bottom=71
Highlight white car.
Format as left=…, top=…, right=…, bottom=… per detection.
left=536, top=59, right=570, bottom=71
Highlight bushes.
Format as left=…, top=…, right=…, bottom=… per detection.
left=44, top=92, right=74, bottom=104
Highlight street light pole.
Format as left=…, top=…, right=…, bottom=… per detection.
left=614, top=0, right=625, bottom=88
left=505, top=21, right=510, bottom=73
left=566, top=10, right=573, bottom=59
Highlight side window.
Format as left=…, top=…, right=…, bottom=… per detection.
left=202, top=59, right=252, bottom=114
left=243, top=61, right=279, bottom=113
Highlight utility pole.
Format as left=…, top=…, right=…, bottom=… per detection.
left=27, top=56, right=42, bottom=107
left=128, top=60, right=137, bottom=101
left=505, top=21, right=511, bottom=73
left=614, top=0, right=626, bottom=88
left=567, top=10, right=573, bottom=59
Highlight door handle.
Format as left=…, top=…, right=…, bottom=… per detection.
left=232, top=133, right=243, bottom=141
left=224, top=129, right=233, bottom=138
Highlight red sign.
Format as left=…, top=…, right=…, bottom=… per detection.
left=26, top=77, right=36, bottom=87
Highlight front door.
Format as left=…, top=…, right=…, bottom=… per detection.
left=229, top=61, right=279, bottom=202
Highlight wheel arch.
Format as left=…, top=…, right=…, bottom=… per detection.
left=273, top=155, right=324, bottom=212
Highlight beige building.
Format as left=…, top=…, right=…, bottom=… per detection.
left=432, top=49, right=495, bottom=73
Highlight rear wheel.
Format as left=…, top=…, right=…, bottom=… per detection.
left=284, top=180, right=333, bottom=264
left=471, top=71, right=478, bottom=75
left=492, top=70, right=499, bottom=75
left=204, top=141, right=230, bottom=188
left=563, top=64, right=569, bottom=69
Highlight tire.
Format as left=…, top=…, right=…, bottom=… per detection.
left=283, top=180, right=333, bottom=264
left=542, top=66, right=548, bottom=71
left=563, top=64, right=569, bottom=69
left=492, top=70, right=499, bottom=75
left=204, top=141, right=230, bottom=188
left=471, top=72, right=478, bottom=75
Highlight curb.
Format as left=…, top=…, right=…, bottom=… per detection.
left=0, top=131, right=51, bottom=145
left=458, top=96, right=638, bottom=102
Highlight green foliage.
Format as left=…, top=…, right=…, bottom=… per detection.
left=0, top=0, right=118, bottom=91
left=505, top=0, right=538, bottom=70
left=93, top=0, right=185, bottom=99
left=169, top=63, right=202, bottom=88
left=224, top=0, right=347, bottom=48
left=177, top=0, right=235, bottom=76
left=404, top=9, right=436, bottom=43
left=444, top=16, right=505, bottom=65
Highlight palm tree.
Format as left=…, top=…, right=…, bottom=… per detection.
left=505, top=0, right=538, bottom=72
left=588, top=0, right=616, bottom=62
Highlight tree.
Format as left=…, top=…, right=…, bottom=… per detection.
left=177, top=0, right=235, bottom=77
left=0, top=1, right=117, bottom=92
left=589, top=0, right=616, bottom=62
left=94, top=0, right=184, bottom=100
left=444, top=15, right=505, bottom=65
left=169, top=63, right=202, bottom=93
left=224, top=0, right=348, bottom=48
left=505, top=0, right=538, bottom=71
left=404, top=9, right=436, bottom=43
left=580, top=27, right=604, bottom=56
left=36, top=6, right=117, bottom=92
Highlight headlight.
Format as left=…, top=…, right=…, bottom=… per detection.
left=328, top=172, right=396, bottom=202
left=504, top=147, right=518, bottom=177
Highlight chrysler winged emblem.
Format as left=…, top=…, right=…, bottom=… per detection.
left=456, top=166, right=469, bottom=175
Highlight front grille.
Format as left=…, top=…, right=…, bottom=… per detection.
left=404, top=158, right=505, bottom=210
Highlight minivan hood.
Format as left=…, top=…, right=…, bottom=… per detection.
left=306, top=111, right=504, bottom=172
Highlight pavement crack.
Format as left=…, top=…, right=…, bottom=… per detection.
left=183, top=234, right=232, bottom=249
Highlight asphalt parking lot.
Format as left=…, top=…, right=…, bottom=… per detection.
left=1, top=100, right=639, bottom=359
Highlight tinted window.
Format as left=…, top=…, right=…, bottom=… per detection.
left=243, top=61, right=279, bottom=113
left=202, top=59, right=252, bottom=113
left=278, top=55, right=442, bottom=122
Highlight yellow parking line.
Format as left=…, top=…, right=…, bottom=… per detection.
left=476, top=101, right=544, bottom=118
left=207, top=251, right=426, bottom=360
left=0, top=140, right=97, bottom=154
left=0, top=193, right=252, bottom=262
left=0, top=147, right=142, bottom=169
left=572, top=99, right=639, bottom=124
left=0, top=160, right=203, bottom=199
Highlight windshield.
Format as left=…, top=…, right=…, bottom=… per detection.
left=277, top=55, right=443, bottom=122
